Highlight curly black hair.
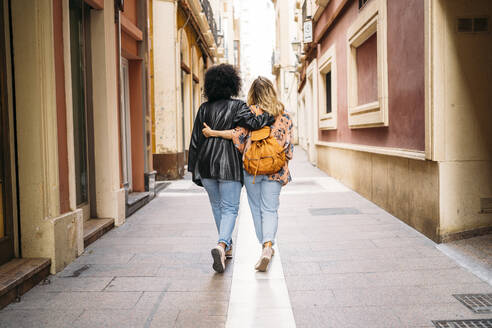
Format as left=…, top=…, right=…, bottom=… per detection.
left=204, top=64, right=241, bottom=102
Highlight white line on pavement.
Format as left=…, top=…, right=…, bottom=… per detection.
left=226, top=192, right=296, bottom=328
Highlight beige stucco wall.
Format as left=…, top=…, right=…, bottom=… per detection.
left=90, top=0, right=126, bottom=225
left=433, top=0, right=492, bottom=237
left=153, top=0, right=180, bottom=154
left=10, top=0, right=83, bottom=273
left=317, top=145, right=440, bottom=241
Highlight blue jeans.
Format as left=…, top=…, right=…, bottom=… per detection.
left=202, top=179, right=242, bottom=250
left=243, top=170, right=282, bottom=245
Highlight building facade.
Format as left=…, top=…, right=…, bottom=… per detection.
left=151, top=0, right=239, bottom=180
left=272, top=0, right=301, bottom=144
left=277, top=0, right=492, bottom=242
left=0, top=0, right=155, bottom=308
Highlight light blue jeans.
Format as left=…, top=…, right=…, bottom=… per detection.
left=243, top=170, right=282, bottom=245
left=202, top=179, right=242, bottom=250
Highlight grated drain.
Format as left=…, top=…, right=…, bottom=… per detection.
left=309, top=207, right=361, bottom=216
left=454, top=294, right=492, bottom=314
left=433, top=319, right=492, bottom=328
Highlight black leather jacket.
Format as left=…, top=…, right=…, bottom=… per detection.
left=188, top=99, right=274, bottom=186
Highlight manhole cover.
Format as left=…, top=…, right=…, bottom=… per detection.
left=433, top=319, right=492, bottom=328
left=454, top=294, right=492, bottom=313
left=309, top=207, right=361, bottom=216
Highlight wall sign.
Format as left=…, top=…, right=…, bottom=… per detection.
left=303, top=19, right=313, bottom=43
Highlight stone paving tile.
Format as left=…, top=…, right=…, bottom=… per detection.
left=279, top=246, right=439, bottom=263
left=394, top=302, right=492, bottom=326
left=174, top=311, right=226, bottom=328
left=0, top=309, right=84, bottom=328
left=59, top=263, right=161, bottom=277
left=156, top=262, right=234, bottom=278
left=281, top=261, right=323, bottom=276
left=105, top=276, right=231, bottom=292
left=71, top=309, right=152, bottom=328
left=6, top=291, right=142, bottom=310
left=288, top=290, right=336, bottom=307
left=309, top=239, right=377, bottom=251
left=371, top=236, right=437, bottom=248
left=331, top=282, right=492, bottom=308
left=129, top=252, right=212, bottom=265
left=34, top=276, right=113, bottom=292
left=292, top=305, right=401, bottom=328
left=75, top=252, right=135, bottom=264
left=318, top=256, right=459, bottom=274
left=136, top=291, right=229, bottom=311
left=286, top=267, right=485, bottom=292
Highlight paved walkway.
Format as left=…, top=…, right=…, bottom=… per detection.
left=0, top=147, right=491, bottom=327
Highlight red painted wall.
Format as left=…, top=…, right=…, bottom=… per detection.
left=123, top=0, right=138, bottom=26
left=315, top=0, right=425, bottom=151
left=356, top=33, right=378, bottom=105
left=121, top=0, right=139, bottom=57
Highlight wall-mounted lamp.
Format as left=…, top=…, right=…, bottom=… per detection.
left=291, top=40, right=302, bottom=53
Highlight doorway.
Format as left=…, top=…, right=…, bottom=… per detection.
left=120, top=58, right=133, bottom=191
left=69, top=0, right=96, bottom=219
left=0, top=0, right=14, bottom=265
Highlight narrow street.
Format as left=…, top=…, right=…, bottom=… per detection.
left=0, top=147, right=490, bottom=327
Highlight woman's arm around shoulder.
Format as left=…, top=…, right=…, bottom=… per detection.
left=233, top=101, right=274, bottom=130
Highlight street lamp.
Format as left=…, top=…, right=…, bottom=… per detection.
left=291, top=40, right=301, bottom=53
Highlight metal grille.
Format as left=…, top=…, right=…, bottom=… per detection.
left=200, top=0, right=219, bottom=44
left=433, top=319, right=492, bottom=328
left=309, top=207, right=361, bottom=216
left=454, top=294, right=492, bottom=314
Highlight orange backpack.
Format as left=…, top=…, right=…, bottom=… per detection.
left=243, top=121, right=286, bottom=183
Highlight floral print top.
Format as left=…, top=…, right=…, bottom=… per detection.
left=232, top=105, right=294, bottom=186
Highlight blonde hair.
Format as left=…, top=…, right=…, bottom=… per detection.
left=247, top=76, right=284, bottom=117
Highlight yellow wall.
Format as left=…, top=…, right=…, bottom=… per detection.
left=177, top=8, right=206, bottom=151
left=435, top=0, right=492, bottom=237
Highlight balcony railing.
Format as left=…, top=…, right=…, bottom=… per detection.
left=200, top=0, right=219, bottom=45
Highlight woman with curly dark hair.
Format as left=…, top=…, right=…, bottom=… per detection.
left=188, top=64, right=274, bottom=273
left=202, top=76, right=294, bottom=273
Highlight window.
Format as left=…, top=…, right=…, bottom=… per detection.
left=359, top=0, right=369, bottom=10
left=347, top=0, right=388, bottom=128
left=325, top=72, right=332, bottom=114
left=457, top=17, right=489, bottom=33
left=317, top=45, right=337, bottom=130
left=302, top=0, right=307, bottom=22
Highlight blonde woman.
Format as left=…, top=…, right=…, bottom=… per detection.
left=203, top=76, right=294, bottom=272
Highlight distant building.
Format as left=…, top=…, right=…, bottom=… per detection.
left=150, top=0, right=239, bottom=180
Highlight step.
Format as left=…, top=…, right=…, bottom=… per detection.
left=0, top=258, right=51, bottom=310
left=126, top=192, right=151, bottom=217
left=83, top=218, right=115, bottom=248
